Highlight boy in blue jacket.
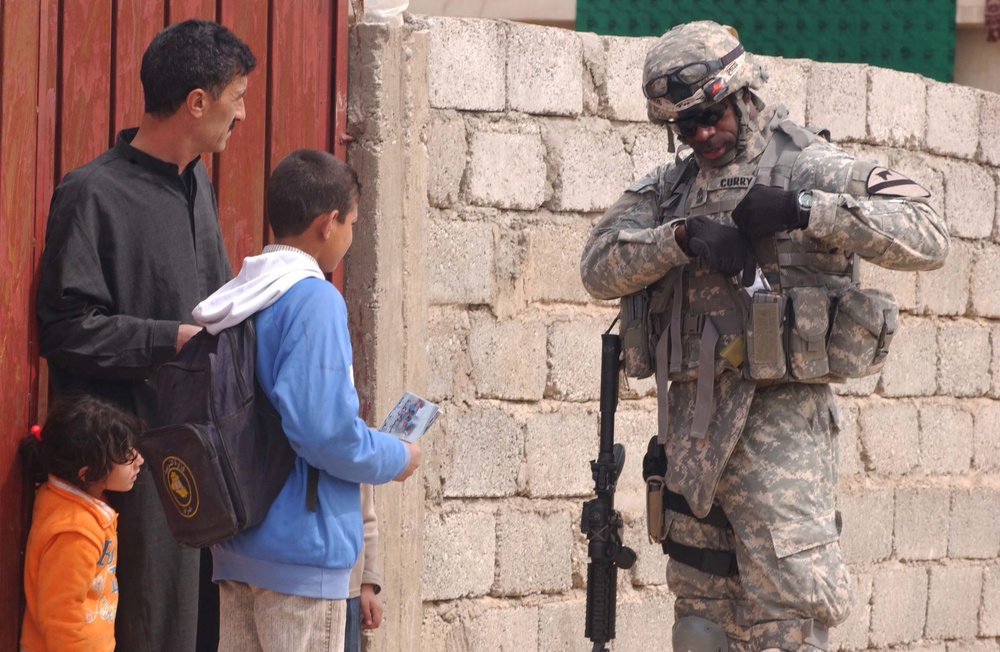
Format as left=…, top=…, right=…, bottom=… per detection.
left=192, top=149, right=421, bottom=651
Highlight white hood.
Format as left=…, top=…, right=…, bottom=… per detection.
left=192, top=246, right=324, bottom=335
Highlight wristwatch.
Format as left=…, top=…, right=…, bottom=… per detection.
left=796, top=190, right=813, bottom=227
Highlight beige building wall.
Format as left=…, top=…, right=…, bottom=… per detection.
left=345, top=15, right=1000, bottom=652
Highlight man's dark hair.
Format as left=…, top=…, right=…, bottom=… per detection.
left=19, top=394, right=143, bottom=490
left=141, top=19, right=256, bottom=117
left=266, top=149, right=361, bottom=238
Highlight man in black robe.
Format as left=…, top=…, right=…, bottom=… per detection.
left=36, top=19, right=256, bottom=652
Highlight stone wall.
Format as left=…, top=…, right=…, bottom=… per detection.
left=346, top=15, right=1000, bottom=652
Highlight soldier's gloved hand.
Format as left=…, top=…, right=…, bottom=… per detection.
left=684, top=216, right=757, bottom=287
left=731, top=185, right=807, bottom=239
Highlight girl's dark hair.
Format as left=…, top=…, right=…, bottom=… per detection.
left=19, top=395, right=143, bottom=491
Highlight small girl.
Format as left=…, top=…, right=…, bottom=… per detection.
left=19, top=394, right=145, bottom=652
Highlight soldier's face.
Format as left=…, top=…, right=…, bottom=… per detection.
left=679, top=97, right=739, bottom=163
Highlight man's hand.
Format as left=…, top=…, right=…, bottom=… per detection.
left=393, top=442, right=422, bottom=482
left=360, top=584, right=383, bottom=630
left=684, top=216, right=757, bottom=286
left=176, top=324, right=202, bottom=352
left=731, top=185, right=806, bottom=239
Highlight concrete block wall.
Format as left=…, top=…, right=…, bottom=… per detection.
left=347, top=15, right=1000, bottom=652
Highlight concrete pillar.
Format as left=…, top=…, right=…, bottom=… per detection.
left=346, top=20, right=430, bottom=651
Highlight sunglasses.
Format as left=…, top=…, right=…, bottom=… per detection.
left=668, top=101, right=729, bottom=138
left=643, top=44, right=745, bottom=105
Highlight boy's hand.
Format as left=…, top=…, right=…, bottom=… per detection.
left=393, top=442, right=422, bottom=482
left=360, top=584, right=382, bottom=630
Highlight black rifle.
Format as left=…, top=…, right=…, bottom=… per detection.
left=582, top=326, right=637, bottom=652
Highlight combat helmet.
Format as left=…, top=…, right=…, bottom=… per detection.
left=643, top=21, right=766, bottom=163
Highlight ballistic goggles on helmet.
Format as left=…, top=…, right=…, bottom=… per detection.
left=643, top=44, right=745, bottom=119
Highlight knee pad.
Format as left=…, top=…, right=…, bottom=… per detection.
left=672, top=616, right=728, bottom=652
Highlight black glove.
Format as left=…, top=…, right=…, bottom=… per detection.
left=731, top=185, right=808, bottom=239
left=684, top=215, right=757, bottom=287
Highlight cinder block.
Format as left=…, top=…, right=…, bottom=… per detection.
left=835, top=400, right=863, bottom=477
left=831, top=571, right=872, bottom=651
left=894, top=486, right=951, bottom=561
left=971, top=244, right=1000, bottom=318
left=626, top=124, right=674, bottom=182
left=925, top=565, right=983, bottom=639
left=465, top=605, right=539, bottom=652
left=544, top=119, right=633, bottom=212
left=992, top=324, right=1000, bottom=400
left=868, top=67, right=927, bottom=148
left=469, top=314, right=547, bottom=401
left=579, top=31, right=605, bottom=117
left=495, top=507, right=573, bottom=596
left=918, top=402, right=973, bottom=474
left=625, top=516, right=668, bottom=587
left=879, top=316, right=938, bottom=398
left=612, top=589, right=675, bottom=652
left=537, top=599, right=586, bottom=652
left=466, top=124, right=547, bottom=210
left=833, top=374, right=880, bottom=398
left=524, top=410, right=598, bottom=497
left=890, top=150, right=946, bottom=220
left=926, top=81, right=981, bottom=159
left=756, top=55, right=809, bottom=124
left=870, top=565, right=929, bottom=646
left=426, top=112, right=467, bottom=208
left=428, top=18, right=506, bottom=111
left=603, top=35, right=657, bottom=122
left=950, top=487, right=1000, bottom=559
left=426, top=307, right=471, bottom=402
left=507, top=23, right=583, bottom=116
left=808, top=62, right=867, bottom=142
left=420, top=607, right=457, bottom=652
left=421, top=508, right=497, bottom=600
left=916, top=239, right=972, bottom=317
left=981, top=566, right=1000, bottom=636
left=428, top=217, right=495, bottom=305
left=973, top=400, right=1000, bottom=472
left=442, top=406, right=523, bottom=497
left=838, top=485, right=894, bottom=564
left=524, top=224, right=591, bottom=304
left=547, top=315, right=607, bottom=402
left=938, top=321, right=992, bottom=398
left=948, top=640, right=1000, bottom=652
left=936, top=158, right=996, bottom=240
left=613, top=409, right=660, bottom=516
left=858, top=259, right=917, bottom=313
left=981, top=92, right=1000, bottom=167
left=857, top=400, right=920, bottom=475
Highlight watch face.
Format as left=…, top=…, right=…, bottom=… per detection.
left=798, top=191, right=813, bottom=210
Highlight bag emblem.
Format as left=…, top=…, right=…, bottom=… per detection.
left=162, top=456, right=199, bottom=518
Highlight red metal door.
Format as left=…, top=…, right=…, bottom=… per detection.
left=0, top=1, right=350, bottom=647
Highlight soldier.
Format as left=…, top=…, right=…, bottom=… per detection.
left=580, top=21, right=949, bottom=652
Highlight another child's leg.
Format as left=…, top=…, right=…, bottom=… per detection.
left=344, top=596, right=362, bottom=652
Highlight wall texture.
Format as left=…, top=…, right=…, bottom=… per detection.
left=346, top=15, right=1000, bottom=652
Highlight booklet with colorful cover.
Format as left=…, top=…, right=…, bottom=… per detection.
left=378, top=391, right=441, bottom=443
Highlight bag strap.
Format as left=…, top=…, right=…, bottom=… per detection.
left=306, top=466, right=319, bottom=512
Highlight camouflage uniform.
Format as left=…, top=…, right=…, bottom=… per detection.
left=579, top=22, right=949, bottom=652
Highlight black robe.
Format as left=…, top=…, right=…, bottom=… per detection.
left=36, top=128, right=231, bottom=652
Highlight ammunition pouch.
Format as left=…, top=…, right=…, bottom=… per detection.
left=619, top=270, right=678, bottom=379
left=826, top=286, right=898, bottom=378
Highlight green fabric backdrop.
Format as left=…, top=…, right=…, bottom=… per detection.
left=576, top=0, right=955, bottom=82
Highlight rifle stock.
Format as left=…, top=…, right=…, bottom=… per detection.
left=582, top=330, right=637, bottom=651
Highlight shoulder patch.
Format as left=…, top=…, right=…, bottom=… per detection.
left=866, top=167, right=930, bottom=198
left=627, top=175, right=658, bottom=194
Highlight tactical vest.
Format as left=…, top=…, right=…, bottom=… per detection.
left=620, top=113, right=898, bottom=437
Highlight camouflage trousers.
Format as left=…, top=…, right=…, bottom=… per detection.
left=666, top=383, right=853, bottom=652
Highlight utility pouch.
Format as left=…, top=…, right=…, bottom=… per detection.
left=787, top=286, right=831, bottom=380
left=746, top=290, right=787, bottom=380
left=646, top=476, right=666, bottom=543
left=642, top=435, right=669, bottom=543
left=620, top=290, right=654, bottom=379
left=827, top=286, right=898, bottom=378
